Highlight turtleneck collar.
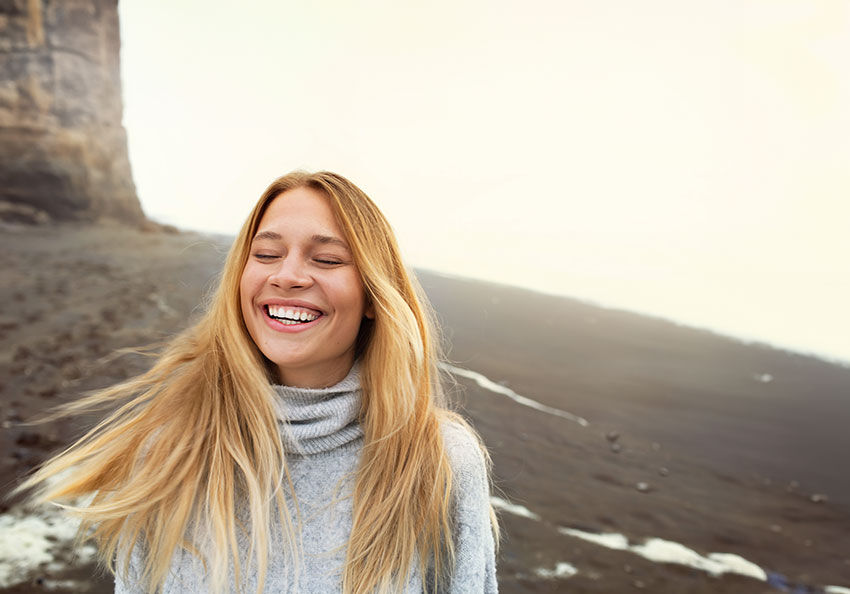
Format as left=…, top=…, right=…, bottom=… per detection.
left=272, top=362, right=363, bottom=455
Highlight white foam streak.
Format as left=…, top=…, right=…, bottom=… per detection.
left=440, top=363, right=589, bottom=426
left=636, top=540, right=766, bottom=580
left=490, top=496, right=541, bottom=521
left=534, top=562, right=578, bottom=579
left=633, top=539, right=723, bottom=574
left=706, top=553, right=767, bottom=581
left=0, top=504, right=95, bottom=588
left=559, top=527, right=767, bottom=581
left=558, top=527, right=629, bottom=550
left=826, top=587, right=850, bottom=594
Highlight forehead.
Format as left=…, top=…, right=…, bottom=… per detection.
left=255, top=186, right=343, bottom=238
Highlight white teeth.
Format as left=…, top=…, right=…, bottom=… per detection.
left=267, top=305, right=320, bottom=323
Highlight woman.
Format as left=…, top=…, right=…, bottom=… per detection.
left=21, top=171, right=498, bottom=593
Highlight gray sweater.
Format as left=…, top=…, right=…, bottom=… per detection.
left=114, top=365, right=498, bottom=593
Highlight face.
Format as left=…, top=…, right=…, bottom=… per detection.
left=240, top=186, right=373, bottom=387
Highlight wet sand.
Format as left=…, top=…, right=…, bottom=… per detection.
left=420, top=271, right=850, bottom=593
left=1, top=223, right=848, bottom=592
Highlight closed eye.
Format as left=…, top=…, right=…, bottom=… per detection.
left=253, top=253, right=279, bottom=260
left=314, top=258, right=344, bottom=265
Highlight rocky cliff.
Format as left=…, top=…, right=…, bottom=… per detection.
left=0, top=0, right=144, bottom=223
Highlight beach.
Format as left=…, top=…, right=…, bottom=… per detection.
left=1, top=222, right=848, bottom=593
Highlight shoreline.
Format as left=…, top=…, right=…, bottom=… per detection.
left=417, top=267, right=850, bottom=369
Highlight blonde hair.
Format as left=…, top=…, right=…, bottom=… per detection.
left=19, top=171, right=496, bottom=593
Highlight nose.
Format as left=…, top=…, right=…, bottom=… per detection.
left=268, top=255, right=313, bottom=289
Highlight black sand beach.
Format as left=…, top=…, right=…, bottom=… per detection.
left=1, top=223, right=849, bottom=593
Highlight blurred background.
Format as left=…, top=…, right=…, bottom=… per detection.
left=119, top=0, right=850, bottom=364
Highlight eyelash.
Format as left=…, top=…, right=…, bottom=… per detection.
left=252, top=253, right=343, bottom=266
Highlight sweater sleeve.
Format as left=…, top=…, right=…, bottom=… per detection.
left=442, top=421, right=498, bottom=593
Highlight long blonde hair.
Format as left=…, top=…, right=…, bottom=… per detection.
left=19, top=171, right=494, bottom=593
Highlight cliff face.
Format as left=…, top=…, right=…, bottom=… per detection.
left=0, top=0, right=144, bottom=223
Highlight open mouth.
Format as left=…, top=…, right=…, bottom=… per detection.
left=264, top=304, right=322, bottom=326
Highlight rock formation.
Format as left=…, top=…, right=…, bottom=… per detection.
left=0, top=0, right=144, bottom=223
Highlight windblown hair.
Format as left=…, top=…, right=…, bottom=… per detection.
left=19, top=171, right=497, bottom=593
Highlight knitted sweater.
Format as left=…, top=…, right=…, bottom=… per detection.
left=114, top=364, right=498, bottom=593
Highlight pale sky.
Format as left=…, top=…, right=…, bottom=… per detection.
left=118, top=0, right=850, bottom=364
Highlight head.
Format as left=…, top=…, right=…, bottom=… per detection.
left=216, top=171, right=422, bottom=388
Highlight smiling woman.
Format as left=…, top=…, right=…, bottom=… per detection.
left=17, top=171, right=498, bottom=593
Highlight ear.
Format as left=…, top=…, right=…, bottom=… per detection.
left=364, top=302, right=375, bottom=320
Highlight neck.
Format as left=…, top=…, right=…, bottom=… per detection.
left=276, top=353, right=356, bottom=388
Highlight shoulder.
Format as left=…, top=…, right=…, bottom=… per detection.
left=440, top=418, right=491, bottom=511
left=441, top=418, right=486, bottom=462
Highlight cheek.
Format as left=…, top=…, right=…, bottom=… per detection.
left=333, top=275, right=367, bottom=317
left=239, top=267, right=260, bottom=313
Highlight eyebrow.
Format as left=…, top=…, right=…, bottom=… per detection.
left=310, top=234, right=349, bottom=249
left=252, top=231, right=282, bottom=242
left=251, top=230, right=349, bottom=249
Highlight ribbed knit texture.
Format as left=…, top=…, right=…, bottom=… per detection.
left=274, top=363, right=363, bottom=456
left=115, top=364, right=498, bottom=593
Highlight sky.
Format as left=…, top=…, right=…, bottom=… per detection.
left=118, top=1, right=850, bottom=364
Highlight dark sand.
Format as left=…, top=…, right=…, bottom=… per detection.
left=1, top=223, right=848, bottom=592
